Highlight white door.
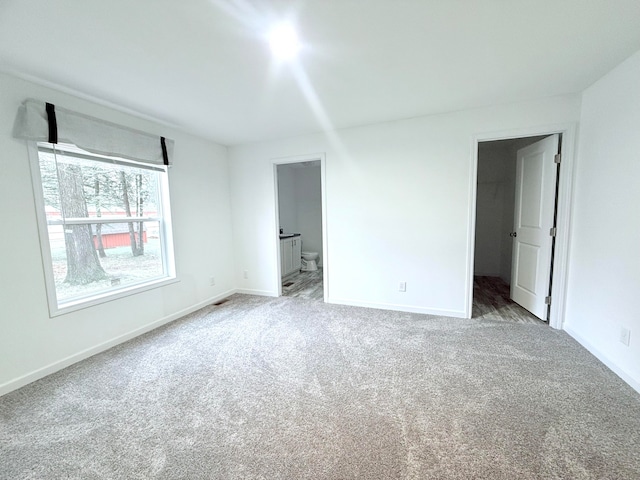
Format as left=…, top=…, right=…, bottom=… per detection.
left=510, top=134, right=559, bottom=320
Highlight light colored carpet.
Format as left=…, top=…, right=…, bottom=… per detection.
left=1, top=294, right=639, bottom=479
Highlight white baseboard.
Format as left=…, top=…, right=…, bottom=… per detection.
left=564, top=325, right=640, bottom=394
left=327, top=297, right=466, bottom=318
left=0, top=288, right=237, bottom=397
left=235, top=288, right=277, bottom=297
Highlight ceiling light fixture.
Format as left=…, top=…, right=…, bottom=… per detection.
left=268, top=22, right=301, bottom=61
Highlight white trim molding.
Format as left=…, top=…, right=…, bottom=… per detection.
left=328, top=297, right=466, bottom=318
left=235, top=288, right=278, bottom=297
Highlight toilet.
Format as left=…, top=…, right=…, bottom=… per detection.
left=301, top=251, right=319, bottom=271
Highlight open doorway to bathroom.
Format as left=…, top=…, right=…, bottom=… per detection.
left=274, top=155, right=327, bottom=301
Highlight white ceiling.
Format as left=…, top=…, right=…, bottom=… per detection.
left=1, top=0, right=640, bottom=146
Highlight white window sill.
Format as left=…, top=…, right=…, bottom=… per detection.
left=49, top=276, right=179, bottom=317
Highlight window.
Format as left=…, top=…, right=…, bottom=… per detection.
left=13, top=99, right=176, bottom=316
left=29, top=142, right=175, bottom=315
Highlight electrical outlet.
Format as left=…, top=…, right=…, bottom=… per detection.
left=209, top=276, right=216, bottom=286
left=243, top=270, right=248, bottom=279
left=399, top=281, right=407, bottom=292
left=620, top=327, right=631, bottom=347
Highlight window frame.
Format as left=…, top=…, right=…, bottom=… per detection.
left=27, top=141, right=177, bottom=317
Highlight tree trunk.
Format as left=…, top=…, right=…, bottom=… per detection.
left=58, top=163, right=106, bottom=285
left=121, top=171, right=143, bottom=256
left=94, top=178, right=106, bottom=258
left=96, top=224, right=106, bottom=257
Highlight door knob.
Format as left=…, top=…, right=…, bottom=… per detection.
left=510, top=231, right=517, bottom=237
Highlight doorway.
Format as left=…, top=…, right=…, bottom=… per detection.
left=273, top=154, right=328, bottom=301
left=469, top=126, right=576, bottom=328
left=473, top=135, right=549, bottom=322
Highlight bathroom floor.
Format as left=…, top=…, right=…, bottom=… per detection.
left=282, top=268, right=323, bottom=301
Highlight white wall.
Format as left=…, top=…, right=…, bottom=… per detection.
left=294, top=166, right=323, bottom=266
left=230, top=95, right=581, bottom=315
left=564, top=50, right=640, bottom=392
left=499, top=146, right=517, bottom=283
left=475, top=142, right=510, bottom=277
left=0, top=73, right=235, bottom=394
left=277, top=164, right=297, bottom=233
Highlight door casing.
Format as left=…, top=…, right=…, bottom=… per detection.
left=467, top=124, right=577, bottom=329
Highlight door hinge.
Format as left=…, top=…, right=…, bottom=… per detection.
left=549, top=227, right=557, bottom=237
left=545, top=296, right=552, bottom=305
left=554, top=153, right=561, bottom=164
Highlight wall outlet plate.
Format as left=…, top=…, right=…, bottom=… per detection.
left=209, top=276, right=216, bottom=286
left=399, top=281, right=407, bottom=292
left=620, top=327, right=631, bottom=347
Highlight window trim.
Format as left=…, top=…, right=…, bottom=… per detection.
left=27, top=141, right=177, bottom=317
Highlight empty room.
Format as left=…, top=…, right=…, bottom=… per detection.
left=1, top=1, right=639, bottom=478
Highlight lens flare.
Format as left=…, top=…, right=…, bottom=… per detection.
left=268, top=22, right=301, bottom=61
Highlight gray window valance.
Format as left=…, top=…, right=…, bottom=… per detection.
left=13, top=99, right=174, bottom=166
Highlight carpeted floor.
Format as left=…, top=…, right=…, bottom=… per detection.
left=1, top=294, right=639, bottom=479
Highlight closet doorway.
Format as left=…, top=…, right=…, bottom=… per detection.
left=473, top=134, right=561, bottom=323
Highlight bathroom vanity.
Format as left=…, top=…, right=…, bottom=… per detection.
left=280, top=234, right=301, bottom=278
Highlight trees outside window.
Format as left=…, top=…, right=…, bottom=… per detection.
left=56, top=161, right=106, bottom=285
left=32, top=143, right=174, bottom=314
